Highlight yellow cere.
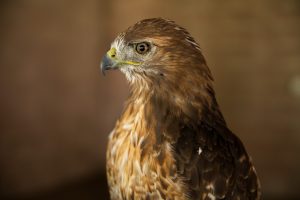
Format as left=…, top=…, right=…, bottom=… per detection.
left=107, top=47, right=117, bottom=58
left=107, top=47, right=141, bottom=66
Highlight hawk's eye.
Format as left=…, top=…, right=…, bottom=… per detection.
left=135, top=42, right=150, bottom=54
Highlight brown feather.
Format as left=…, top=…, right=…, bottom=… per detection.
left=106, top=18, right=261, bottom=200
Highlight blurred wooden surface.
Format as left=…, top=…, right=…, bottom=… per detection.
left=0, top=0, right=299, bottom=199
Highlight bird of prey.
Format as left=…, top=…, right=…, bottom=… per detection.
left=101, top=18, right=261, bottom=200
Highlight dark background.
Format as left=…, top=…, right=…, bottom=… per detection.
left=0, top=0, right=300, bottom=199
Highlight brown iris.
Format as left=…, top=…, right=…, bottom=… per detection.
left=135, top=42, right=150, bottom=54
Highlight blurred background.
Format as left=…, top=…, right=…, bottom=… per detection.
left=0, top=0, right=299, bottom=199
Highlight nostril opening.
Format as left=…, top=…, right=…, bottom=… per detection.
left=108, top=47, right=117, bottom=58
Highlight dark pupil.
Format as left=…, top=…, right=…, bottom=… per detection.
left=138, top=44, right=145, bottom=52
left=137, top=43, right=148, bottom=53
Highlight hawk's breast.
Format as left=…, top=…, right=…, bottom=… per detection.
left=106, top=120, right=188, bottom=200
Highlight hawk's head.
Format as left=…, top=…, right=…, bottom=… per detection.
left=101, top=18, right=212, bottom=88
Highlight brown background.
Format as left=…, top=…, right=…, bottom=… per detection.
left=0, top=0, right=300, bottom=199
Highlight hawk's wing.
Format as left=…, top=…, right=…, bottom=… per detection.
left=172, top=121, right=261, bottom=200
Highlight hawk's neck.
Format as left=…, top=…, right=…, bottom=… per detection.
left=116, top=83, right=225, bottom=147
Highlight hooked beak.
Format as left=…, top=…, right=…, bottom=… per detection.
left=100, top=54, right=116, bottom=75
left=100, top=47, right=118, bottom=75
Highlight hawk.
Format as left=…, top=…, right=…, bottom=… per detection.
left=101, top=18, right=261, bottom=200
